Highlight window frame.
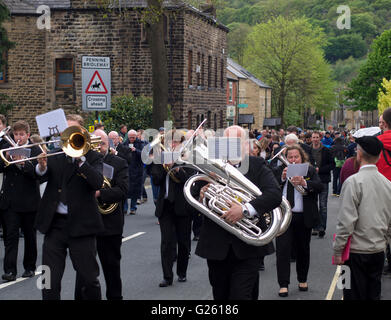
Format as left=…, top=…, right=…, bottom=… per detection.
left=0, top=51, right=8, bottom=84
left=56, top=58, right=74, bottom=88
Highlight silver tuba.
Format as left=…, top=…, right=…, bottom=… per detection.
left=269, top=147, right=307, bottom=195
left=178, top=122, right=292, bottom=246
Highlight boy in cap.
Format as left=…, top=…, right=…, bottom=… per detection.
left=334, top=136, right=391, bottom=300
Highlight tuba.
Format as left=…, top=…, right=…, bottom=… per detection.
left=269, top=147, right=307, bottom=195
left=178, top=122, right=292, bottom=246
left=97, top=177, right=118, bottom=215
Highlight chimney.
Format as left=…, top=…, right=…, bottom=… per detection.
left=200, top=0, right=216, bottom=18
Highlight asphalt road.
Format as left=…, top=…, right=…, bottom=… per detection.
left=0, top=179, right=390, bottom=300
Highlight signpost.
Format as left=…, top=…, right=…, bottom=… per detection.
left=82, top=56, right=111, bottom=112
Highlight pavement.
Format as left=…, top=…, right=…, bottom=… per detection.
left=0, top=179, right=390, bottom=300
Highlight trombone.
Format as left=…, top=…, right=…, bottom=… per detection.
left=0, top=126, right=101, bottom=167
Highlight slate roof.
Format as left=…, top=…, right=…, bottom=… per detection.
left=227, top=58, right=271, bottom=89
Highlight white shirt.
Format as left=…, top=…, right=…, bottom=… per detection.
left=282, top=180, right=304, bottom=213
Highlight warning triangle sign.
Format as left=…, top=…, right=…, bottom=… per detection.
left=85, top=71, right=108, bottom=94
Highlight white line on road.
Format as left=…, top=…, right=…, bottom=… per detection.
left=325, top=266, right=341, bottom=300
left=0, top=271, right=42, bottom=290
left=122, top=232, right=146, bottom=243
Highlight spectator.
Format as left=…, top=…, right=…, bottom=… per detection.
left=376, top=108, right=391, bottom=181
left=330, top=137, right=347, bottom=196
left=123, top=129, right=144, bottom=215
left=310, top=131, right=335, bottom=238
left=333, top=136, right=391, bottom=300
left=340, top=155, right=359, bottom=187
left=321, top=132, right=333, bottom=148
left=119, top=125, right=128, bottom=143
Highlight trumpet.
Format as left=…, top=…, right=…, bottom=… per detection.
left=0, top=126, right=101, bottom=167
left=269, top=147, right=307, bottom=195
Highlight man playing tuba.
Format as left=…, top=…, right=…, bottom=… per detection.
left=195, top=125, right=283, bottom=300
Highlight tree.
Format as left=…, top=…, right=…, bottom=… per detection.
left=347, top=29, right=391, bottom=111
left=378, top=78, right=391, bottom=116
left=243, top=16, right=336, bottom=126
left=226, top=22, right=252, bottom=65
left=324, top=34, right=367, bottom=63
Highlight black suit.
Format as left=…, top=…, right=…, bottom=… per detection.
left=114, top=143, right=132, bottom=165
left=151, top=163, right=195, bottom=283
left=195, top=156, right=282, bottom=300
left=76, top=153, right=128, bottom=300
left=0, top=142, right=42, bottom=276
left=273, top=165, right=323, bottom=288
left=35, top=150, right=104, bottom=300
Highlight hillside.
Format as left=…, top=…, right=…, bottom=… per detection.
left=215, top=0, right=391, bottom=84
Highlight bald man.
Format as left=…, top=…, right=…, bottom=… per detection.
left=108, top=131, right=131, bottom=164
left=195, top=125, right=282, bottom=300
left=75, top=129, right=128, bottom=300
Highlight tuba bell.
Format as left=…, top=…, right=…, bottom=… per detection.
left=97, top=177, right=119, bottom=215
left=178, top=122, right=292, bottom=246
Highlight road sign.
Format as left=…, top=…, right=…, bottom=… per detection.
left=238, top=104, right=248, bottom=108
left=82, top=56, right=111, bottom=111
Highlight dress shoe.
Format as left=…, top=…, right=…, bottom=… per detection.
left=259, top=262, right=265, bottom=271
left=2, top=272, right=16, bottom=282
left=318, top=230, right=325, bottom=238
left=130, top=210, right=136, bottom=215
left=312, top=230, right=319, bottom=236
left=278, top=288, right=289, bottom=297
left=193, top=236, right=199, bottom=241
left=178, top=276, right=187, bottom=282
left=22, top=270, right=35, bottom=278
left=298, top=283, right=308, bottom=291
left=159, top=279, right=173, bottom=287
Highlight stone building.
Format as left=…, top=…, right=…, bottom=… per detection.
left=226, top=58, right=272, bottom=130
left=0, top=0, right=228, bottom=131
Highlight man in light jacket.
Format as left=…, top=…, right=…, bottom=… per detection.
left=334, top=135, right=391, bottom=300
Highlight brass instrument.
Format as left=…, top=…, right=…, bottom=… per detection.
left=0, top=126, right=18, bottom=147
left=269, top=147, right=308, bottom=195
left=149, top=133, right=181, bottom=183
left=0, top=126, right=101, bottom=167
left=179, top=120, right=292, bottom=246
left=97, top=177, right=118, bottom=215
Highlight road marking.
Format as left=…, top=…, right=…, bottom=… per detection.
left=325, top=266, right=341, bottom=300
left=0, top=271, right=42, bottom=290
left=122, top=232, right=146, bottom=243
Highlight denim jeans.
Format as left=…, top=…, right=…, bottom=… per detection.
left=316, top=182, right=329, bottom=232
left=123, top=197, right=138, bottom=213
left=332, top=168, right=342, bottom=195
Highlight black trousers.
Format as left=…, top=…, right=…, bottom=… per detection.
left=276, top=213, right=312, bottom=288
left=158, top=200, right=192, bottom=281
left=1, top=210, right=37, bottom=275
left=207, top=247, right=261, bottom=300
left=192, top=211, right=203, bottom=237
left=97, top=234, right=122, bottom=300
left=343, top=252, right=385, bottom=300
left=42, top=215, right=101, bottom=300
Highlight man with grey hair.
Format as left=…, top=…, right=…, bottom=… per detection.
left=123, top=129, right=143, bottom=214
left=195, top=125, right=282, bottom=300
left=108, top=131, right=131, bottom=164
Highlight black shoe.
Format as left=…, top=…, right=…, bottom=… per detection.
left=2, top=272, right=16, bottom=282
left=278, top=288, right=289, bottom=297
left=193, top=236, right=199, bottom=241
left=178, top=276, right=187, bottom=282
left=318, top=231, right=325, bottom=238
left=22, top=270, right=35, bottom=278
left=159, top=279, right=173, bottom=287
left=312, top=230, right=319, bottom=236
left=298, top=283, right=308, bottom=291
left=259, top=263, right=265, bottom=271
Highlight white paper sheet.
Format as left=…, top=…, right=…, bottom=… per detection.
left=35, top=109, right=68, bottom=138
left=286, top=163, right=309, bottom=178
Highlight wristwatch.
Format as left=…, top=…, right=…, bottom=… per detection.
left=242, top=205, right=251, bottom=219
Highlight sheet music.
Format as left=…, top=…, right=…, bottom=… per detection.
left=286, top=163, right=309, bottom=178
left=36, top=109, right=68, bottom=138
left=103, top=163, right=114, bottom=180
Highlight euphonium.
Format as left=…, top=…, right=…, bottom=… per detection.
left=97, top=177, right=118, bottom=215
left=269, top=147, right=307, bottom=195
left=179, top=125, right=292, bottom=246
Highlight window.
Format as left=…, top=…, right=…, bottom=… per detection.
left=229, top=81, right=233, bottom=102
left=187, top=50, right=193, bottom=86
left=188, top=110, right=192, bottom=129
left=214, top=57, right=218, bottom=88
left=265, top=95, right=268, bottom=118
left=220, top=59, right=224, bottom=88
left=201, top=54, right=205, bottom=87
left=0, top=52, right=7, bottom=84
left=208, top=56, right=212, bottom=88
left=56, top=58, right=73, bottom=88
left=197, top=52, right=201, bottom=87
left=214, top=113, right=217, bottom=131
left=207, top=111, right=211, bottom=128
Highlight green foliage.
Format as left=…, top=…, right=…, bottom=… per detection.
left=86, top=94, right=154, bottom=132
left=0, top=93, right=15, bottom=115
left=378, top=78, right=391, bottom=115
left=226, top=22, right=252, bottom=64
left=347, top=29, right=391, bottom=111
left=0, top=1, right=14, bottom=69
left=325, top=34, right=367, bottom=63
left=243, top=16, right=336, bottom=126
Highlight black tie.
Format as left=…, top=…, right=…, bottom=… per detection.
left=287, top=181, right=295, bottom=209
